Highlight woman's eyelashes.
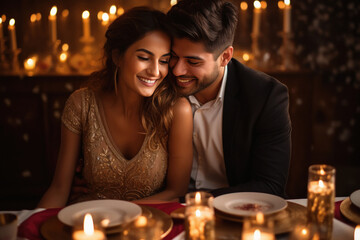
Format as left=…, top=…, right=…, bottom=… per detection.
left=137, top=55, right=169, bottom=65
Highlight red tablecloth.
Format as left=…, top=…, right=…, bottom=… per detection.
left=334, top=200, right=357, bottom=227
left=18, top=202, right=185, bottom=240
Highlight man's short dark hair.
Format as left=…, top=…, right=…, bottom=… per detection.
left=167, top=0, right=238, bottom=58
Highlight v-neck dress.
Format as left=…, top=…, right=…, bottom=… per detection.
left=61, top=88, right=168, bottom=202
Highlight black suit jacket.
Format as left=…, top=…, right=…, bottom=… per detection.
left=210, top=59, right=291, bottom=198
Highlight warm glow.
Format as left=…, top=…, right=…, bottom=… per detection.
left=243, top=53, right=250, bottom=61
left=195, top=209, right=201, bottom=217
left=97, top=11, right=104, bottom=21
left=62, top=43, right=69, bottom=52
left=301, top=228, right=308, bottom=235
left=117, top=7, right=124, bottom=16
left=284, top=0, right=290, bottom=6
left=50, top=6, right=57, bottom=16
left=109, top=5, right=117, bottom=15
left=261, top=1, right=267, bottom=9
left=24, top=57, right=36, bottom=70
left=278, top=1, right=285, bottom=9
left=101, top=218, right=110, bottom=227
left=82, top=10, right=90, bottom=19
left=254, top=1, right=261, bottom=9
left=254, top=229, right=261, bottom=240
left=102, top=13, right=109, bottom=22
left=355, top=225, right=360, bottom=240
left=62, top=9, right=69, bottom=18
left=9, top=18, right=15, bottom=26
left=36, top=13, right=41, bottom=21
left=84, top=214, right=94, bottom=235
left=240, top=2, right=248, bottom=10
left=1, top=15, right=6, bottom=23
left=256, top=212, right=264, bottom=224
left=320, top=168, right=325, bottom=175
left=319, top=180, right=324, bottom=188
left=59, top=53, right=67, bottom=62
left=30, top=14, right=37, bottom=23
left=170, top=0, right=177, bottom=6
left=135, top=216, right=147, bottom=227
left=195, top=192, right=201, bottom=204
left=0, top=18, right=2, bottom=24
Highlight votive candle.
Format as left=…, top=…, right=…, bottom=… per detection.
left=49, top=6, right=57, bottom=43
left=283, top=0, right=291, bottom=33
left=82, top=10, right=91, bottom=40
left=252, top=0, right=261, bottom=36
left=8, top=18, right=17, bottom=51
left=72, top=213, right=106, bottom=240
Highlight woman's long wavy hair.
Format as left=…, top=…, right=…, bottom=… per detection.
left=85, top=6, right=178, bottom=150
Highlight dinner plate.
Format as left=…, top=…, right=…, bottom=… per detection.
left=213, top=192, right=288, bottom=217
left=340, top=197, right=360, bottom=224
left=350, top=189, right=360, bottom=209
left=58, top=199, right=142, bottom=228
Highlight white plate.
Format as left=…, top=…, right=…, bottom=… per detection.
left=213, top=192, right=288, bottom=217
left=58, top=199, right=142, bottom=228
left=350, top=189, right=360, bottom=209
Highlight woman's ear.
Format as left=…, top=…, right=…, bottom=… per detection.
left=112, top=49, right=120, bottom=66
left=220, top=46, right=233, bottom=67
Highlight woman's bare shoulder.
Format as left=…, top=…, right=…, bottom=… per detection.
left=173, top=97, right=192, bottom=116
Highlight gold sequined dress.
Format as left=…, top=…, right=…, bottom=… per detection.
left=62, top=88, right=167, bottom=202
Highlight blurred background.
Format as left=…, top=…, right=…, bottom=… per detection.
left=0, top=0, right=359, bottom=210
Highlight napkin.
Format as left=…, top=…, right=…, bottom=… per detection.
left=18, top=208, right=61, bottom=240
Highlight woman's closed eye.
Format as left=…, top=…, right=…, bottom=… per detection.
left=137, top=56, right=149, bottom=61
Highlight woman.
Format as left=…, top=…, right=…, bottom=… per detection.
left=38, top=7, right=193, bottom=208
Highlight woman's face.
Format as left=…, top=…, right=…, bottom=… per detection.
left=117, top=30, right=171, bottom=97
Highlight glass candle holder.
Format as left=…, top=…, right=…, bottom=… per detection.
left=185, top=191, right=215, bottom=240
left=121, top=216, right=162, bottom=240
left=241, top=213, right=275, bottom=240
left=307, top=164, right=335, bottom=240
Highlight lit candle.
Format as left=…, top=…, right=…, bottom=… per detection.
left=170, top=0, right=177, bottom=6
left=101, top=13, right=109, bottom=26
left=242, top=229, right=275, bottom=240
left=117, top=7, right=125, bottom=16
left=252, top=1, right=261, bottom=36
left=240, top=2, right=249, bottom=34
left=8, top=18, right=17, bottom=51
left=109, top=5, right=117, bottom=21
left=24, top=57, right=36, bottom=71
left=49, top=6, right=57, bottom=43
left=82, top=10, right=91, bottom=40
left=0, top=18, right=4, bottom=40
left=72, top=213, right=106, bottom=240
left=355, top=225, right=360, bottom=240
left=283, top=0, right=291, bottom=33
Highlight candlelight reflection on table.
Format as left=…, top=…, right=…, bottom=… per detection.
left=307, top=164, right=335, bottom=240
left=121, top=215, right=162, bottom=240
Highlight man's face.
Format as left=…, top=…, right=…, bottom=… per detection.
left=169, top=38, right=222, bottom=97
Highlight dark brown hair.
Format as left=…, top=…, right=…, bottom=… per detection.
left=167, top=0, right=238, bottom=58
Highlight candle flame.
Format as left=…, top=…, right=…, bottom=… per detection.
left=278, top=1, right=285, bottom=9
left=195, top=209, right=201, bottom=217
left=62, top=9, right=69, bottom=18
left=97, top=11, right=104, bottom=21
left=355, top=225, right=360, bottom=240
left=83, top=213, right=94, bottom=236
left=242, top=53, right=250, bottom=61
left=36, top=13, right=41, bottom=21
left=1, top=15, right=6, bottom=23
left=254, top=1, right=261, bottom=9
left=117, top=7, right=125, bottom=16
left=254, top=229, right=261, bottom=240
left=319, top=180, right=324, bottom=188
left=102, top=13, right=109, bottom=22
left=320, top=168, right=325, bottom=175
left=0, top=18, right=2, bottom=24
left=195, top=192, right=201, bottom=204
left=82, top=10, right=90, bottom=19
left=170, top=0, right=177, bottom=6
left=260, top=1, right=267, bottom=9
left=240, top=2, right=248, bottom=11
left=62, top=43, right=69, bottom=52
left=135, top=216, right=147, bottom=227
left=301, top=228, right=308, bottom=235
left=284, top=0, right=290, bottom=6
left=110, top=5, right=117, bottom=15
left=24, top=57, right=36, bottom=70
left=50, top=6, right=57, bottom=16
left=9, top=18, right=15, bottom=26
left=30, top=14, right=37, bottom=23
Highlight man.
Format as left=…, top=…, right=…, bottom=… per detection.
left=167, top=0, right=291, bottom=198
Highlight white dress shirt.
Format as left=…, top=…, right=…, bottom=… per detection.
left=188, top=66, right=229, bottom=190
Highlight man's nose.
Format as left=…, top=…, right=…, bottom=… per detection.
left=171, top=59, right=187, bottom=77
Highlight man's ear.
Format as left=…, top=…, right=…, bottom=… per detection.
left=220, top=46, right=233, bottom=67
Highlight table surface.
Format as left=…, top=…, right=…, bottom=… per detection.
left=1, top=197, right=356, bottom=240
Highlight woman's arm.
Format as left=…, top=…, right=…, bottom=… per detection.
left=37, top=124, right=81, bottom=208
left=142, top=97, right=193, bottom=202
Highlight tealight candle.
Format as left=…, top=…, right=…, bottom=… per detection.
left=283, top=0, right=291, bottom=33
left=185, top=192, right=215, bottom=240
left=252, top=0, right=261, bottom=36
left=242, top=229, right=275, bottom=240
left=72, top=213, right=106, bottom=240
left=0, top=18, right=3, bottom=40
left=24, top=57, right=36, bottom=71
left=101, top=13, right=109, bottom=26
left=109, top=5, right=117, bottom=22
left=8, top=18, right=17, bottom=51
left=307, top=164, right=335, bottom=240
left=355, top=225, right=360, bottom=240
left=242, top=213, right=275, bottom=240
left=82, top=10, right=91, bottom=40
left=48, top=6, right=57, bottom=43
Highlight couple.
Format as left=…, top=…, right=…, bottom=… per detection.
left=38, top=0, right=291, bottom=208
